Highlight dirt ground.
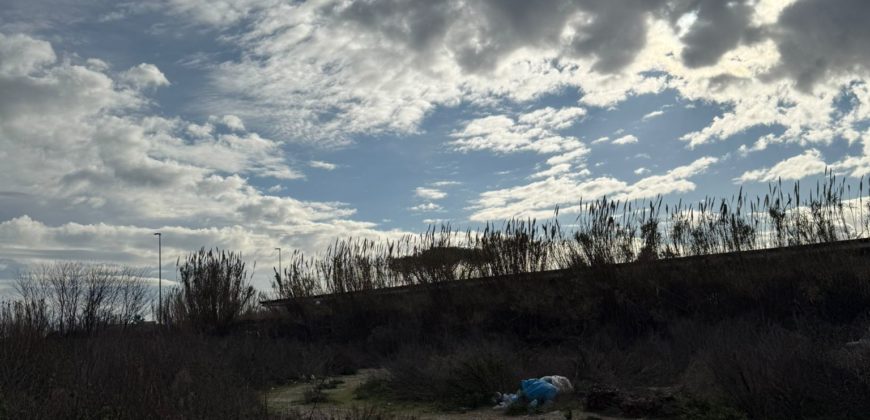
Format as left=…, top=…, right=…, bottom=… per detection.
left=263, top=369, right=632, bottom=420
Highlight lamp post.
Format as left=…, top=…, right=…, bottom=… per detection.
left=275, top=247, right=282, bottom=283
left=154, top=232, right=162, bottom=322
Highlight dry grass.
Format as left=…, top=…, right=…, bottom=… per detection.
left=271, top=173, right=870, bottom=299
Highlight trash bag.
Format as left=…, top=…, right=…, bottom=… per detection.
left=541, top=375, right=573, bottom=393
left=520, top=378, right=558, bottom=405
left=492, top=392, right=519, bottom=410
left=493, top=375, right=569, bottom=410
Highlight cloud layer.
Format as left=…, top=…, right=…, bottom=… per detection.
left=0, top=32, right=406, bottom=289
left=150, top=0, right=870, bottom=152
left=6, top=0, right=870, bottom=292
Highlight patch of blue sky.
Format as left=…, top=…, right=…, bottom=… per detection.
left=270, top=88, right=733, bottom=231
left=24, top=5, right=240, bottom=123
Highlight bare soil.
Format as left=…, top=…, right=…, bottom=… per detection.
left=264, top=369, right=632, bottom=419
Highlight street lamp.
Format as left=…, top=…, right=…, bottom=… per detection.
left=154, top=232, right=162, bottom=322
left=275, top=247, right=282, bottom=283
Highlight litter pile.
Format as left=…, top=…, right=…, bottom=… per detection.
left=492, top=375, right=573, bottom=410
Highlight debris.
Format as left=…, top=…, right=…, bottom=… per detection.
left=492, top=375, right=573, bottom=411
left=541, top=375, right=574, bottom=393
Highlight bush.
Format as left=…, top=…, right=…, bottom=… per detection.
left=705, top=320, right=870, bottom=419
left=384, top=341, right=520, bottom=409
left=172, top=248, right=257, bottom=333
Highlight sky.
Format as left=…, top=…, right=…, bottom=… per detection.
left=2, top=0, right=870, bottom=293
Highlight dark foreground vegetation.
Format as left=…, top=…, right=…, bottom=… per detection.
left=4, top=175, right=870, bottom=419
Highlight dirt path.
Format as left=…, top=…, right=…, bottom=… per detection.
left=264, top=369, right=632, bottom=419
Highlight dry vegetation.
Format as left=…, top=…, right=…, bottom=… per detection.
left=4, top=175, right=870, bottom=419
left=272, top=173, right=869, bottom=298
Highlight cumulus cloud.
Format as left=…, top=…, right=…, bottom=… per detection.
left=0, top=33, right=406, bottom=289
left=613, top=134, right=639, bottom=145
left=0, top=33, right=55, bottom=76
left=415, top=187, right=446, bottom=200
left=678, top=0, right=758, bottom=68
left=409, top=202, right=443, bottom=212
left=7, top=0, right=870, bottom=285
left=217, top=114, right=245, bottom=131
left=120, top=63, right=170, bottom=89
left=736, top=148, right=828, bottom=183
left=774, top=0, right=870, bottom=90
left=158, top=1, right=675, bottom=143
left=0, top=214, right=407, bottom=290
left=139, top=0, right=870, bottom=164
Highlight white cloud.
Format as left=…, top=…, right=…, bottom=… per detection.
left=163, top=0, right=277, bottom=26
left=0, top=33, right=55, bottom=76
left=618, top=156, right=719, bottom=201
left=218, top=114, right=246, bottom=131
left=0, top=33, right=407, bottom=290
left=634, top=167, right=650, bottom=175
left=546, top=148, right=590, bottom=167
left=613, top=134, right=639, bottom=145
left=450, top=106, right=590, bottom=179
left=450, top=107, right=586, bottom=155
left=469, top=157, right=719, bottom=221
left=469, top=176, right=627, bottom=222
left=0, top=215, right=408, bottom=291
left=8, top=0, right=870, bottom=285
left=309, top=160, right=337, bottom=170
left=185, top=122, right=213, bottom=138
left=642, top=110, right=664, bottom=121
left=409, top=203, right=443, bottom=212
left=530, top=163, right=575, bottom=179
left=168, top=1, right=674, bottom=144
left=431, top=180, right=461, bottom=187
left=139, top=0, right=870, bottom=171
left=415, top=187, right=446, bottom=200
left=422, top=218, right=447, bottom=225
left=121, top=63, right=170, bottom=89
left=517, top=106, right=587, bottom=130
left=736, top=149, right=828, bottom=183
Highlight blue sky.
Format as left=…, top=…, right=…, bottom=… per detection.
left=2, top=0, right=870, bottom=292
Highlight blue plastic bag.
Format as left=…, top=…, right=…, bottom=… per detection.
left=520, top=378, right=558, bottom=404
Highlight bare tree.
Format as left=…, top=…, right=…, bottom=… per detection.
left=15, top=262, right=151, bottom=335
left=114, top=266, right=150, bottom=326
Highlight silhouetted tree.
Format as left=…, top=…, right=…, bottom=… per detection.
left=176, top=248, right=256, bottom=333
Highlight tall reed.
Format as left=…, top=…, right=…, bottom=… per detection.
left=269, top=173, right=870, bottom=298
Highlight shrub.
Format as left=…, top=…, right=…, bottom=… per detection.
left=174, top=248, right=257, bottom=333
left=384, top=341, right=520, bottom=409
left=705, top=320, right=870, bottom=419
